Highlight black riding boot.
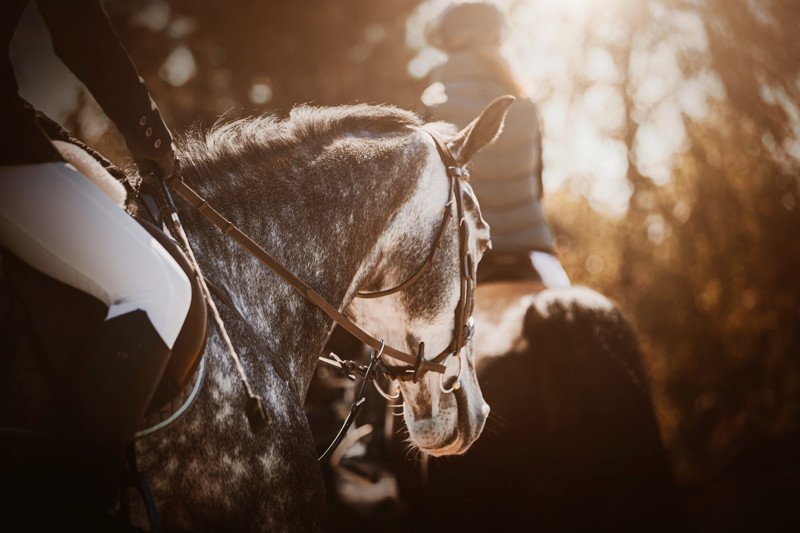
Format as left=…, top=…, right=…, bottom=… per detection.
left=59, top=309, right=172, bottom=527
left=70, top=309, right=171, bottom=450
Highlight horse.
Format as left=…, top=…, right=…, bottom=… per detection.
left=0, top=96, right=515, bottom=531
left=383, top=280, right=693, bottom=532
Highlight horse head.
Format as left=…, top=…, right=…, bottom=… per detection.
left=347, top=96, right=514, bottom=456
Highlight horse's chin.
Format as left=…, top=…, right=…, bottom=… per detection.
left=404, top=388, right=489, bottom=457
left=405, top=417, right=462, bottom=456
left=420, top=433, right=468, bottom=457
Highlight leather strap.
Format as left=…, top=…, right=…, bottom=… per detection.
left=355, top=206, right=452, bottom=299
left=166, top=175, right=448, bottom=375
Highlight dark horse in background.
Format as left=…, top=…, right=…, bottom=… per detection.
left=1, top=98, right=513, bottom=532
left=381, top=280, right=693, bottom=531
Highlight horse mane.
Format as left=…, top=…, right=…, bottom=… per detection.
left=177, top=104, right=424, bottom=182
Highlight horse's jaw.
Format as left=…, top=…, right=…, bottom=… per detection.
left=400, top=349, right=490, bottom=457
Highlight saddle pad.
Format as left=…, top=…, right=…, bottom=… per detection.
left=51, top=140, right=127, bottom=208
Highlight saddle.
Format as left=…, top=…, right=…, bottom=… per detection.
left=0, top=133, right=207, bottom=530
left=0, top=149, right=207, bottom=439
left=0, top=216, right=207, bottom=422
left=135, top=216, right=208, bottom=413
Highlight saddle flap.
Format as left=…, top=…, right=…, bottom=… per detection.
left=135, top=218, right=208, bottom=414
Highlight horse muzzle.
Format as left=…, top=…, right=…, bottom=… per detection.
left=403, top=373, right=489, bottom=456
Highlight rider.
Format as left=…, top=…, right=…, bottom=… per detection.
left=1, top=0, right=191, bottom=524
left=421, top=1, right=570, bottom=289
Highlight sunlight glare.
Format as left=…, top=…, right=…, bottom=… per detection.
left=406, top=0, right=694, bottom=218
left=557, top=0, right=599, bottom=11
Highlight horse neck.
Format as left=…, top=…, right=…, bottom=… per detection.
left=174, top=133, right=432, bottom=399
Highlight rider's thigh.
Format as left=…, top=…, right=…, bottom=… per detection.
left=0, top=162, right=190, bottom=347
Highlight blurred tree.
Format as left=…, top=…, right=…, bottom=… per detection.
left=103, top=0, right=427, bottom=128
left=541, top=1, right=800, bottom=529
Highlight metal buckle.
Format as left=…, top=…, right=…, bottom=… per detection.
left=464, top=315, right=475, bottom=342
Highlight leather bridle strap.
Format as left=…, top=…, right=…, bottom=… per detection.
left=371, top=130, right=475, bottom=386
left=164, top=174, right=449, bottom=376
left=355, top=199, right=452, bottom=299
left=428, top=130, right=474, bottom=368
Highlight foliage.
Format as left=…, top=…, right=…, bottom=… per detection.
left=541, top=0, right=800, bottom=526
left=105, top=0, right=427, bottom=124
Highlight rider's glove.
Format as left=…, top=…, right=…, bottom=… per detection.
left=119, top=101, right=178, bottom=182
left=132, top=143, right=178, bottom=183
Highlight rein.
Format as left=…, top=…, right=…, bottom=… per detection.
left=155, top=128, right=475, bottom=461
left=163, top=129, right=473, bottom=381
left=167, top=170, right=446, bottom=373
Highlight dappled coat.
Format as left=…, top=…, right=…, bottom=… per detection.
left=421, top=49, right=554, bottom=254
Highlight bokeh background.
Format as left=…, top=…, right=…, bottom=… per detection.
left=11, top=0, right=800, bottom=529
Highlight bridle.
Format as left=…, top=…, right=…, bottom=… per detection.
left=349, top=129, right=476, bottom=393
left=165, top=127, right=475, bottom=381
left=156, top=127, right=477, bottom=458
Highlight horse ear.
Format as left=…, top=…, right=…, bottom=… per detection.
left=449, top=95, right=515, bottom=166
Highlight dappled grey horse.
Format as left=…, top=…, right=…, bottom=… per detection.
left=34, top=98, right=509, bottom=531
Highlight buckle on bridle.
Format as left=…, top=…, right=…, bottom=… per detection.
left=464, top=315, right=475, bottom=342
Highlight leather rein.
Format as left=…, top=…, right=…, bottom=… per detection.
left=163, top=128, right=475, bottom=389
left=149, top=127, right=476, bottom=462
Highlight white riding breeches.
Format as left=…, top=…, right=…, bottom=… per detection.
left=530, top=251, right=571, bottom=289
left=0, top=162, right=191, bottom=348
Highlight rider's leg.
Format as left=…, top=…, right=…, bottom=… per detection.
left=530, top=251, right=571, bottom=289
left=0, top=161, right=191, bottom=453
